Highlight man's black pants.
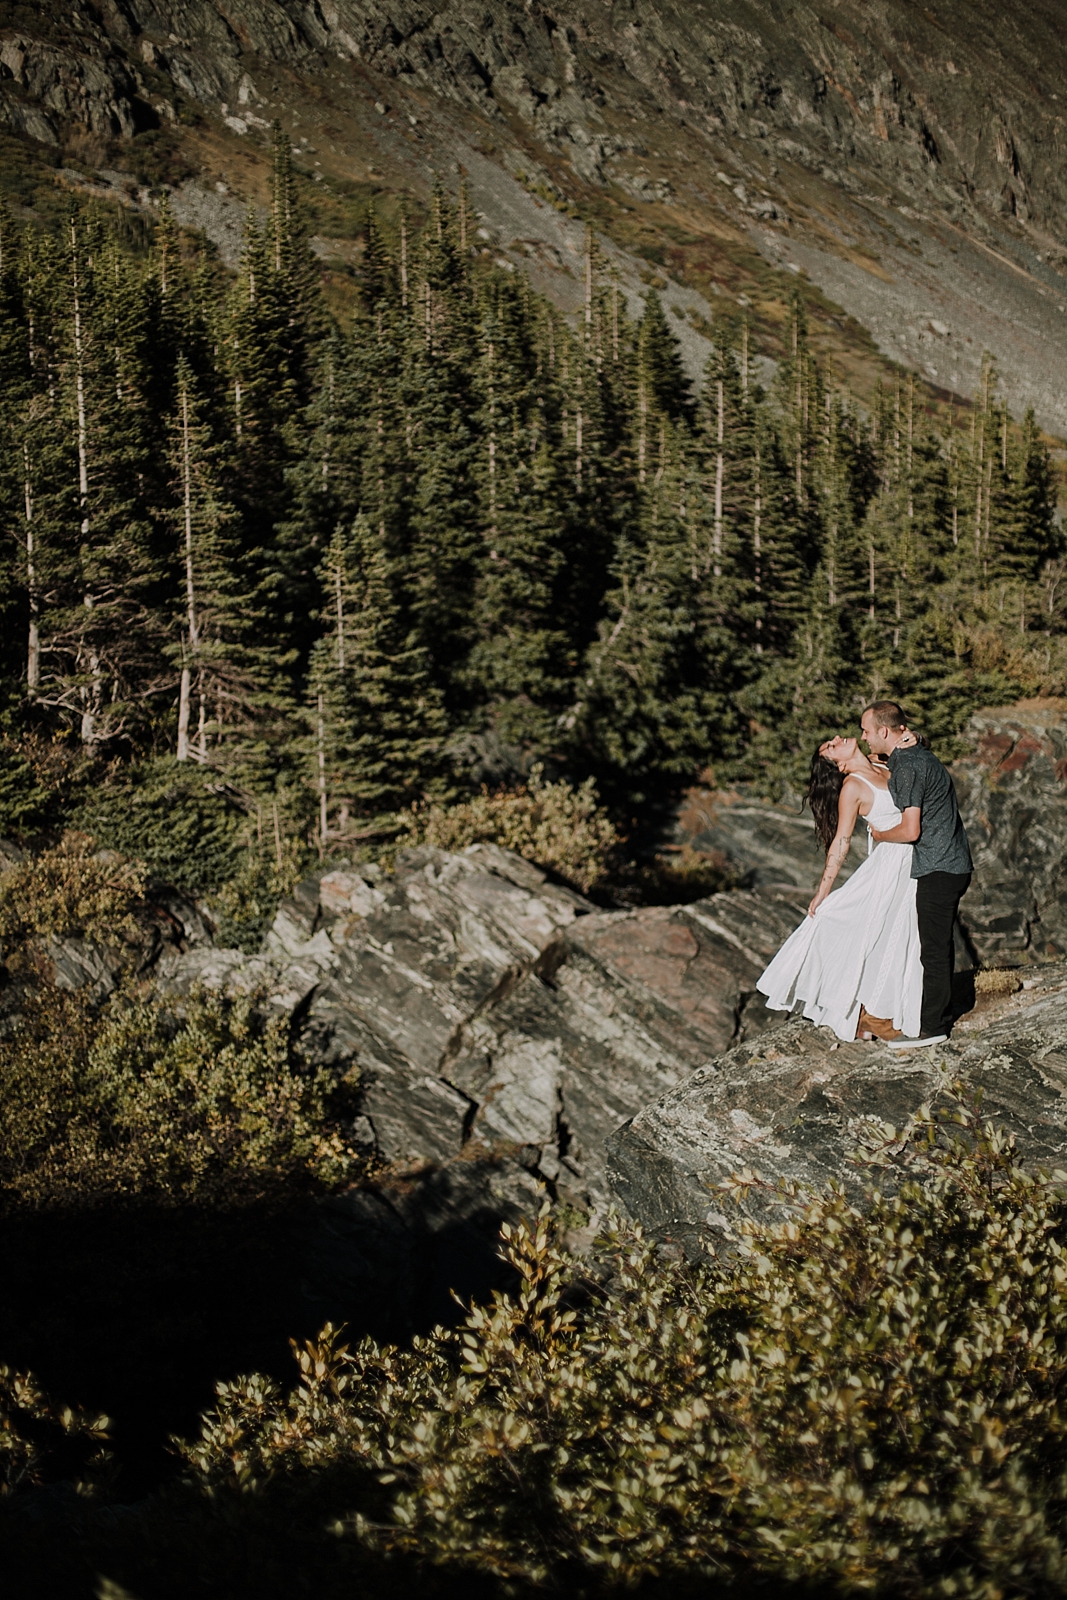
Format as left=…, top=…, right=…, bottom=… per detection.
left=916, top=871, right=971, bottom=1036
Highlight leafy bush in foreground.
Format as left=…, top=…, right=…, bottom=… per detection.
left=173, top=1109, right=1067, bottom=1597
left=0, top=831, right=360, bottom=1209
left=0, top=983, right=361, bottom=1210
left=0, top=1364, right=110, bottom=1501
left=397, top=767, right=619, bottom=893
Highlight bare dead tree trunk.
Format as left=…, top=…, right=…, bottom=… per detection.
left=335, top=564, right=345, bottom=670
left=23, top=443, right=40, bottom=692
left=753, top=444, right=763, bottom=653
left=575, top=403, right=583, bottom=493
left=713, top=377, right=724, bottom=577
left=70, top=218, right=100, bottom=744
left=177, top=380, right=200, bottom=760
left=400, top=213, right=408, bottom=310
left=177, top=663, right=192, bottom=760
left=487, top=337, right=497, bottom=537
left=321, top=354, right=334, bottom=491
left=317, top=692, right=328, bottom=856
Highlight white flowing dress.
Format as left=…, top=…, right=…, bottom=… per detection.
left=757, top=776, right=923, bottom=1041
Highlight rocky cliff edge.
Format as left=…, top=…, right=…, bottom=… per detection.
left=607, top=960, right=1067, bottom=1253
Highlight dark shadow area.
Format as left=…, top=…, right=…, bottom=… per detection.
left=1, top=1468, right=833, bottom=1600
left=951, top=966, right=977, bottom=1022
left=0, top=1202, right=318, bottom=1498
left=0, top=1179, right=522, bottom=1500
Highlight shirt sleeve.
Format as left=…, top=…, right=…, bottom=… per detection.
left=889, top=756, right=923, bottom=813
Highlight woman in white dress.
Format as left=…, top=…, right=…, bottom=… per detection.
left=757, top=734, right=923, bottom=1042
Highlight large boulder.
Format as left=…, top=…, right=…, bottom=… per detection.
left=674, top=783, right=837, bottom=890
left=160, top=844, right=808, bottom=1204
left=949, top=700, right=1067, bottom=963
left=606, top=961, right=1067, bottom=1252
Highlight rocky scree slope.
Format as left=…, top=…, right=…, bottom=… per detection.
left=9, top=0, right=1067, bottom=223
left=6, top=2, right=1067, bottom=425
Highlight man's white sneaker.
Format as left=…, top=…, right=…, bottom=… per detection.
left=884, top=1033, right=948, bottom=1051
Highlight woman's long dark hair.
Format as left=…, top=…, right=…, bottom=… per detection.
left=808, top=744, right=844, bottom=852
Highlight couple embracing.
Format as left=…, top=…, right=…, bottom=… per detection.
left=758, top=700, right=973, bottom=1049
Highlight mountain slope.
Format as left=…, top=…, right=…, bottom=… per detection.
left=3, top=1, right=1067, bottom=431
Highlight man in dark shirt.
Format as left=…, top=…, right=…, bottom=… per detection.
left=860, top=699, right=973, bottom=1049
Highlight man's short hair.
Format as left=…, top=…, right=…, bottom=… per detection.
left=862, top=700, right=909, bottom=731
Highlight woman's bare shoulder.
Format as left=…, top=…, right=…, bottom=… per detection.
left=838, top=773, right=867, bottom=805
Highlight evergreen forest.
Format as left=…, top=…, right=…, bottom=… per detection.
left=4, top=128, right=1067, bottom=1599
left=0, top=127, right=1064, bottom=874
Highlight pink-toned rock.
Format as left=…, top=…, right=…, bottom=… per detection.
left=950, top=701, right=1067, bottom=962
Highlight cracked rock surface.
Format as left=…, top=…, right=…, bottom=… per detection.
left=949, top=700, right=1067, bottom=963
left=606, top=961, right=1067, bottom=1254
left=160, top=842, right=807, bottom=1204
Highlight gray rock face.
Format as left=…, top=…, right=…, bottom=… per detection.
left=949, top=701, right=1067, bottom=963
left=674, top=783, right=857, bottom=891
left=160, top=844, right=807, bottom=1203
left=606, top=962, right=1067, bottom=1250
left=0, top=33, right=141, bottom=144
left=19, top=0, right=1067, bottom=247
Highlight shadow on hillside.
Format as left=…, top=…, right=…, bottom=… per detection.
left=3, top=1472, right=830, bottom=1600
left=0, top=1192, right=519, bottom=1500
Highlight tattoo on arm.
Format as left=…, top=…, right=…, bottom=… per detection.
left=820, top=833, right=852, bottom=885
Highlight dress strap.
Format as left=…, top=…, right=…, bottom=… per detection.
left=850, top=773, right=885, bottom=855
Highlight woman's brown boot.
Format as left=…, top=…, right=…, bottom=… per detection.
left=857, top=1005, right=901, bottom=1042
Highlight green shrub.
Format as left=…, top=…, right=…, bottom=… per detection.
left=73, top=759, right=250, bottom=897
left=175, top=1106, right=1067, bottom=1596
left=0, top=1363, right=110, bottom=1500
left=0, top=983, right=361, bottom=1209
left=0, top=832, right=146, bottom=959
left=397, top=767, right=618, bottom=893
left=209, top=835, right=310, bottom=954
left=0, top=732, right=94, bottom=839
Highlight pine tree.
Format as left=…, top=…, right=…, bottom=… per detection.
left=0, top=185, right=1061, bottom=827
left=0, top=203, right=33, bottom=708
left=306, top=517, right=448, bottom=832
left=27, top=211, right=168, bottom=744
left=462, top=290, right=574, bottom=746
left=402, top=194, right=480, bottom=700
left=164, top=357, right=289, bottom=778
